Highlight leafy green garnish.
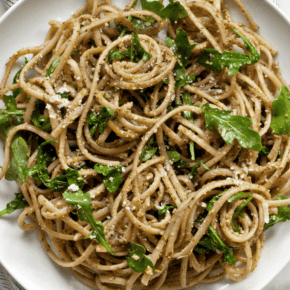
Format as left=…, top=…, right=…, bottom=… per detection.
left=0, top=193, right=28, bottom=217
left=264, top=195, right=290, bottom=230
left=71, top=51, right=78, bottom=55
left=189, top=161, right=209, bottom=182
left=140, top=135, right=158, bottom=162
left=167, top=151, right=180, bottom=163
left=165, top=29, right=196, bottom=88
left=206, top=193, right=223, bottom=211
left=270, top=85, right=290, bottom=136
left=87, top=105, right=118, bottom=137
left=158, top=205, right=175, bottom=216
left=30, top=100, right=51, bottom=131
left=198, top=28, right=260, bottom=76
left=13, top=57, right=28, bottom=85
left=0, top=95, right=24, bottom=127
left=228, top=192, right=251, bottom=203
left=231, top=195, right=253, bottom=233
left=259, top=146, right=271, bottom=157
left=199, top=103, right=262, bottom=151
left=28, top=140, right=69, bottom=191
left=5, top=136, right=29, bottom=184
left=94, top=164, right=123, bottom=193
left=140, top=0, right=187, bottom=24
left=56, top=92, right=70, bottom=99
left=194, top=225, right=236, bottom=264
left=126, top=243, right=155, bottom=273
left=181, top=91, right=194, bottom=123
left=108, top=29, right=151, bottom=63
left=46, top=56, right=61, bottom=77
left=116, top=23, right=131, bottom=37
left=189, top=141, right=195, bottom=160
left=62, top=168, right=114, bottom=254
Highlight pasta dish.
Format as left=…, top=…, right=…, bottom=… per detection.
left=1, top=0, right=290, bottom=289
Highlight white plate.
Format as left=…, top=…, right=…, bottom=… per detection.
left=0, top=0, right=290, bottom=289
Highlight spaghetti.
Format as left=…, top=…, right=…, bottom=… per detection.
left=0, top=0, right=290, bottom=289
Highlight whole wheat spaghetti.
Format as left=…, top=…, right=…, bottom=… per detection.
left=0, top=0, right=290, bottom=289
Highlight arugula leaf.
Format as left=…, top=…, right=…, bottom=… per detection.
left=130, top=28, right=151, bottom=62
left=0, top=192, right=28, bottom=217
left=158, top=204, right=175, bottom=216
left=206, top=193, right=223, bottom=211
left=28, top=140, right=69, bottom=192
left=189, top=142, right=195, bottom=160
left=56, top=92, right=70, bottom=99
left=231, top=195, right=253, bottom=233
left=175, top=160, right=190, bottom=168
left=127, top=15, right=156, bottom=30
left=181, top=91, right=194, bottom=123
left=167, top=99, right=181, bottom=111
left=71, top=51, right=78, bottom=55
left=30, top=100, right=51, bottom=131
left=194, top=225, right=236, bottom=264
left=270, top=85, right=290, bottom=136
left=108, top=48, right=131, bottom=62
left=228, top=192, right=251, bottom=203
left=198, top=28, right=260, bottom=76
left=94, top=164, right=123, bottom=193
left=140, top=0, right=187, bottom=24
left=167, top=151, right=180, bottom=163
left=264, top=195, right=290, bottom=230
left=0, top=95, right=24, bottom=127
left=5, top=136, right=29, bottom=184
left=189, top=161, right=209, bottom=182
left=87, top=105, right=118, bottom=137
left=13, top=57, right=28, bottom=85
left=46, top=56, right=61, bottom=78
left=126, top=243, right=155, bottom=273
left=199, top=103, right=262, bottom=151
left=116, top=22, right=131, bottom=37
left=89, top=38, right=97, bottom=47
left=62, top=168, right=114, bottom=254
left=165, top=29, right=196, bottom=88
left=140, top=135, right=158, bottom=162
left=259, top=146, right=271, bottom=157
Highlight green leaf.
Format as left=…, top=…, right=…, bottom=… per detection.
left=231, top=196, right=253, bottom=233
left=126, top=243, right=155, bottom=273
left=127, top=15, right=156, bottom=30
left=140, top=135, right=158, bottom=162
left=28, top=140, right=69, bottom=192
left=140, top=0, right=187, bottom=24
left=189, top=142, right=195, bottom=160
left=5, top=136, right=29, bottom=184
left=56, top=92, right=70, bottom=99
left=30, top=100, right=51, bottom=131
left=175, top=160, right=190, bottom=168
left=190, top=161, right=209, bottom=182
left=206, top=193, right=223, bottom=211
left=46, top=56, right=61, bottom=78
left=158, top=205, right=175, bottom=216
left=167, top=151, right=180, bottom=163
left=116, top=23, right=131, bottom=37
left=0, top=192, right=28, bottom=217
left=194, top=225, right=236, bottom=264
left=87, top=105, right=118, bottom=136
left=108, top=48, right=131, bottom=62
left=200, top=103, right=262, bottom=151
left=62, top=168, right=114, bottom=254
left=198, top=28, right=260, bottom=76
left=264, top=195, right=290, bottom=230
left=228, top=192, right=251, bottom=203
left=71, top=51, right=78, bottom=55
left=259, top=146, right=271, bottom=157
left=13, top=57, right=28, bottom=85
left=94, top=164, right=123, bottom=193
left=130, top=28, right=151, bottom=62
left=181, top=91, right=194, bottom=123
left=270, top=85, right=290, bottom=136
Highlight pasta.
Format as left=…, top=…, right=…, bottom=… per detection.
left=1, top=0, right=290, bottom=289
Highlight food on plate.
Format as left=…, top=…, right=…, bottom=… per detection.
left=1, top=0, right=290, bottom=288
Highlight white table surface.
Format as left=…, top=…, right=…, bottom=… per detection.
left=0, top=0, right=290, bottom=289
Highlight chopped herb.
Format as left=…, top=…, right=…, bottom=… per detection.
left=116, top=22, right=131, bottom=37
left=158, top=205, right=175, bottom=216
left=206, top=193, right=223, bottom=211
left=199, top=103, right=262, bottom=151
left=189, top=142, right=195, bottom=160
left=271, top=85, right=290, bottom=136
left=126, top=243, right=155, bottom=273
left=94, top=164, right=123, bottom=193
left=46, top=56, right=61, bottom=77
left=56, top=92, right=70, bottom=99
left=181, top=91, right=194, bottom=123
left=198, top=28, right=261, bottom=76
left=30, top=100, right=51, bottom=131
left=190, top=161, right=209, bottom=182
left=264, top=195, right=290, bottom=230
left=0, top=193, right=28, bottom=217
left=140, top=135, right=158, bottom=162
left=13, top=57, right=28, bottom=85
left=87, top=105, right=118, bottom=137
left=228, top=192, right=251, bottom=203
left=71, top=51, right=79, bottom=55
